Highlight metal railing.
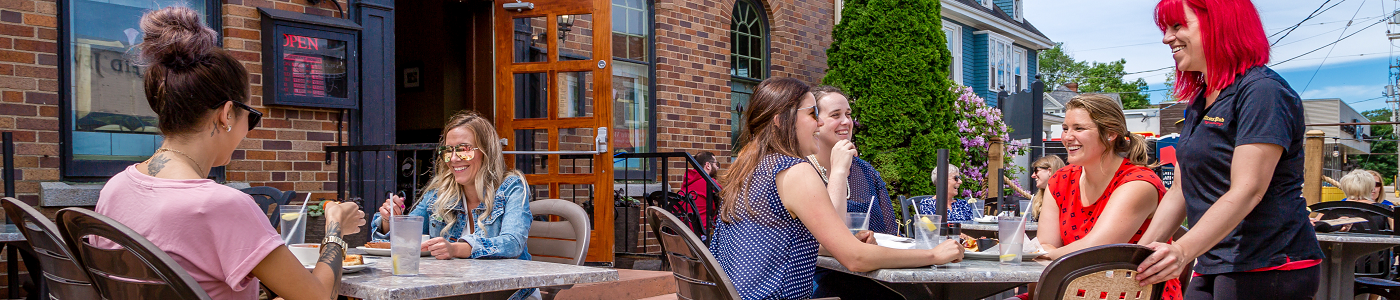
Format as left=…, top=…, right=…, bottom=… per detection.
left=324, top=143, right=438, bottom=204
left=613, top=152, right=721, bottom=256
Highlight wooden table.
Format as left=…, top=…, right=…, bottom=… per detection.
left=1315, top=233, right=1400, bottom=300
left=339, top=250, right=618, bottom=300
left=817, top=255, right=1045, bottom=300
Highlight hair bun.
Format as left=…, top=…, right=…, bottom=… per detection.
left=137, top=6, right=217, bottom=71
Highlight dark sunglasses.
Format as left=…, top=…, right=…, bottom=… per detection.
left=212, top=100, right=263, bottom=131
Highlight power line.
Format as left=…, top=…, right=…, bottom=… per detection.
left=1271, top=12, right=1396, bottom=67
left=1271, top=0, right=1346, bottom=46
left=1301, top=0, right=1369, bottom=92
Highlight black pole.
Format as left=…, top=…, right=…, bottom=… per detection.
left=935, top=149, right=949, bottom=217
left=4, top=132, right=13, bottom=198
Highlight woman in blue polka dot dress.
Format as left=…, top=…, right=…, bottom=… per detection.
left=709, top=77, right=965, bottom=300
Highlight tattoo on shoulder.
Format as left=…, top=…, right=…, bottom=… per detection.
left=147, top=154, right=170, bottom=175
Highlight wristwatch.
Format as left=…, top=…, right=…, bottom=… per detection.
left=322, top=235, right=348, bottom=254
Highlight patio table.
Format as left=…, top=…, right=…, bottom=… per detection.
left=339, top=249, right=618, bottom=300
left=0, top=224, right=27, bottom=299
left=817, top=255, right=1045, bottom=300
left=1315, top=233, right=1400, bottom=300
left=959, top=222, right=1038, bottom=239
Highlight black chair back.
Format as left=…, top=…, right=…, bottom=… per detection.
left=646, top=207, right=741, bottom=300
left=0, top=198, right=98, bottom=299
left=1309, top=201, right=1397, bottom=279
left=902, top=195, right=933, bottom=237
left=55, top=208, right=211, bottom=300
left=1035, top=244, right=1165, bottom=300
left=647, top=191, right=705, bottom=240
left=240, top=186, right=296, bottom=227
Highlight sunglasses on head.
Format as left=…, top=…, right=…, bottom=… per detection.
left=212, top=100, right=262, bottom=131
left=438, top=144, right=480, bottom=162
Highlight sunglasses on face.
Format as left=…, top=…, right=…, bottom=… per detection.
left=212, top=100, right=263, bottom=131
left=797, top=104, right=820, bottom=120
left=438, top=144, right=480, bottom=162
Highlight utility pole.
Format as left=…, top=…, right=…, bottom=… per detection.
left=1387, top=1, right=1400, bottom=180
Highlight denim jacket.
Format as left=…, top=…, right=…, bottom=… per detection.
left=371, top=175, right=532, bottom=260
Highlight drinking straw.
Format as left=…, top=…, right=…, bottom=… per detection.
left=863, top=196, right=875, bottom=230
left=283, top=193, right=312, bottom=246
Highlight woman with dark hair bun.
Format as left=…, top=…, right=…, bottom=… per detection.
left=94, top=6, right=366, bottom=300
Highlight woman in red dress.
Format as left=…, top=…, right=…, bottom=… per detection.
left=1035, top=94, right=1182, bottom=299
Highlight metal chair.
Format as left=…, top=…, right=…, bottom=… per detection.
left=646, top=191, right=705, bottom=240
left=0, top=198, right=97, bottom=299
left=1170, top=225, right=1193, bottom=288
left=55, top=208, right=210, bottom=300
left=1034, top=244, right=1164, bottom=300
left=528, top=199, right=592, bottom=300
left=239, top=186, right=297, bottom=227
left=646, top=207, right=836, bottom=300
left=901, top=195, right=933, bottom=237
left=1309, top=201, right=1400, bottom=299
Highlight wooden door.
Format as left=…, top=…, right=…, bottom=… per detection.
left=494, top=0, right=614, bottom=263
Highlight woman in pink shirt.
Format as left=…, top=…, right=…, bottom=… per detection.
left=94, top=6, right=366, bottom=300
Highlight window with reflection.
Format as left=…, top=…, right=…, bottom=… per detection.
left=66, top=0, right=218, bottom=177
left=612, top=0, right=654, bottom=177
left=730, top=0, right=768, bottom=150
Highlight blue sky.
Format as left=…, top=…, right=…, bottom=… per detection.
left=1024, top=0, right=1397, bottom=113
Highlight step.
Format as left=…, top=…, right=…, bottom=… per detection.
left=637, top=294, right=678, bottom=300
left=554, top=269, right=676, bottom=300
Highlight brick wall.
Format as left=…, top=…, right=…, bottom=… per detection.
left=0, top=0, right=58, bottom=206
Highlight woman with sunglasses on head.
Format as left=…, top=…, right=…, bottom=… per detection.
left=1135, top=0, right=1324, bottom=298
left=372, top=111, right=535, bottom=299
left=95, top=6, right=366, bottom=300
left=709, top=77, right=963, bottom=300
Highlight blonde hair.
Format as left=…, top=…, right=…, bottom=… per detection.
left=1029, top=155, right=1066, bottom=219
left=1340, top=169, right=1376, bottom=203
left=426, top=111, right=527, bottom=236
left=1065, top=94, right=1156, bottom=167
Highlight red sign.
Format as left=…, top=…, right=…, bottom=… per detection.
left=282, top=34, right=321, bottom=51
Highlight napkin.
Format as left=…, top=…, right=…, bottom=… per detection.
left=873, top=233, right=915, bottom=249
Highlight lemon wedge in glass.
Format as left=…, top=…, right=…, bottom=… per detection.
left=281, top=212, right=302, bottom=221
left=1000, top=254, right=1018, bottom=262
left=919, top=216, right=937, bottom=231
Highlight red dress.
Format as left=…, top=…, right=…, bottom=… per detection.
left=1050, top=158, right=1182, bottom=300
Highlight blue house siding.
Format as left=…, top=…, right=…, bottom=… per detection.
left=994, top=0, right=1014, bottom=17
left=1027, top=49, right=1038, bottom=86
left=972, top=33, right=992, bottom=101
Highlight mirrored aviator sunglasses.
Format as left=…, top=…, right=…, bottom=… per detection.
left=438, top=145, right=479, bottom=162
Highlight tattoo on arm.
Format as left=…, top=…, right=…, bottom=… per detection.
left=147, top=154, right=170, bottom=176
left=317, top=220, right=345, bottom=293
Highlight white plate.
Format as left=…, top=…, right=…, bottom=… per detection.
left=303, top=261, right=374, bottom=273
left=964, top=251, right=1045, bottom=262
left=356, top=246, right=431, bottom=257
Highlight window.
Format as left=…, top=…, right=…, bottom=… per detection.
left=1014, top=48, right=1027, bottom=92
left=64, top=0, right=220, bottom=178
left=986, top=33, right=1013, bottom=92
left=612, top=0, right=654, bottom=177
left=730, top=0, right=768, bottom=150
left=942, top=20, right=962, bottom=85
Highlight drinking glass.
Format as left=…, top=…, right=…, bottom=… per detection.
left=998, top=216, right=1025, bottom=265
left=279, top=205, right=306, bottom=245
left=1019, top=200, right=1032, bottom=215
left=913, top=214, right=943, bottom=249
left=846, top=212, right=868, bottom=235
left=390, top=216, right=424, bottom=276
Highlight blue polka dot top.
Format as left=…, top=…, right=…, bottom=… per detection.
left=709, top=154, right=820, bottom=300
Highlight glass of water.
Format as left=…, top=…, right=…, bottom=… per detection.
left=278, top=205, right=306, bottom=245
left=846, top=212, right=868, bottom=235
left=913, top=214, right=943, bottom=249
left=390, top=215, right=424, bottom=276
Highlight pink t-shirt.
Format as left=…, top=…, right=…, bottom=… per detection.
left=95, top=165, right=283, bottom=300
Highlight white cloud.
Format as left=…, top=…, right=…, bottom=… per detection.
left=1298, top=84, right=1387, bottom=100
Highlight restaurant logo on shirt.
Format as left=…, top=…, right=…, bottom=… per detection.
left=1202, top=116, right=1226, bottom=127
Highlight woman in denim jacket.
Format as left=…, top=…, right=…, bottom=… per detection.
left=370, top=111, right=534, bottom=299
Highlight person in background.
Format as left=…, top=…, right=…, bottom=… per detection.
left=1137, top=0, right=1324, bottom=298
left=916, top=165, right=979, bottom=222
left=1007, top=156, right=1067, bottom=222
left=807, top=85, right=897, bottom=235
left=1366, top=169, right=1393, bottom=206
left=373, top=111, right=536, bottom=300
left=95, top=6, right=366, bottom=300
left=708, top=77, right=962, bottom=300
left=680, top=151, right=721, bottom=228
left=1337, top=169, right=1391, bottom=230
left=1026, top=94, right=1181, bottom=300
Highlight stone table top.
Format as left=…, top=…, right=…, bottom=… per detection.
left=0, top=224, right=23, bottom=243
left=1315, top=232, right=1400, bottom=245
left=339, top=251, right=619, bottom=300
left=958, top=222, right=1038, bottom=232
left=816, top=255, right=1046, bottom=283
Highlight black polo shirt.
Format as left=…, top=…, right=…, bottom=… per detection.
left=1177, top=66, right=1323, bottom=274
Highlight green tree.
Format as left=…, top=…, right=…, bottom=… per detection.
left=1357, top=108, right=1397, bottom=184
left=824, top=0, right=960, bottom=197
left=1038, top=43, right=1152, bottom=109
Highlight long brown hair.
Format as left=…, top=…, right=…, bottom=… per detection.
left=1065, top=94, right=1156, bottom=167
left=425, top=111, right=527, bottom=236
left=138, top=6, right=250, bottom=136
left=719, top=77, right=812, bottom=223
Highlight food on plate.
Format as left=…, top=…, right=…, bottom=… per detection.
left=364, top=241, right=390, bottom=249
left=343, top=254, right=363, bottom=266
left=960, top=237, right=999, bottom=252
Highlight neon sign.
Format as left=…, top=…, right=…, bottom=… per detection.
left=282, top=34, right=322, bottom=51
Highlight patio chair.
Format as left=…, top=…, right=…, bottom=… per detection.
left=645, top=207, right=837, bottom=300
left=55, top=208, right=211, bottom=300
left=0, top=198, right=98, bottom=299
left=527, top=199, right=591, bottom=300
left=646, top=191, right=705, bottom=240
left=1034, top=244, right=1164, bottom=300
left=239, top=186, right=297, bottom=227
left=1171, top=225, right=1193, bottom=288
left=1310, top=201, right=1400, bottom=299
left=901, top=195, right=933, bottom=237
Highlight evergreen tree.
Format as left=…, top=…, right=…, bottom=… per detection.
left=1358, top=109, right=1397, bottom=184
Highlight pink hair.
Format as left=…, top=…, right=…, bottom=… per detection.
left=1155, top=0, right=1269, bottom=102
